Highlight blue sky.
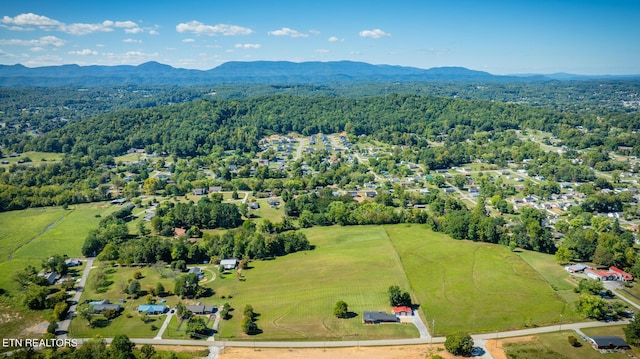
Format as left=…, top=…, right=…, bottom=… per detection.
left=0, top=0, right=638, bottom=74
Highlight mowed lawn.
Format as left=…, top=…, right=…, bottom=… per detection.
left=214, top=225, right=419, bottom=341
left=386, top=224, right=581, bottom=335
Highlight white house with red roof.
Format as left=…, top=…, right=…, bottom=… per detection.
left=610, top=266, right=634, bottom=281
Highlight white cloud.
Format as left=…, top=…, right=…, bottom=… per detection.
left=316, top=49, right=330, bottom=53
left=1, top=13, right=142, bottom=35
left=123, top=38, right=142, bottom=44
left=125, top=27, right=144, bottom=34
left=148, top=29, right=159, bottom=35
left=0, top=35, right=66, bottom=47
left=268, top=27, right=308, bottom=38
left=30, top=47, right=45, bottom=52
left=182, top=38, right=196, bottom=43
left=176, top=20, right=253, bottom=36
left=114, top=21, right=138, bottom=28
left=359, top=28, right=390, bottom=39
left=328, top=36, right=344, bottom=43
left=235, top=43, right=261, bottom=49
left=1, top=13, right=61, bottom=30
left=309, top=29, right=320, bottom=36
left=69, top=49, right=98, bottom=56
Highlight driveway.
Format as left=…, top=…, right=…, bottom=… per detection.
left=57, top=257, right=94, bottom=338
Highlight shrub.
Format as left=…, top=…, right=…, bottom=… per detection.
left=568, top=335, right=581, bottom=347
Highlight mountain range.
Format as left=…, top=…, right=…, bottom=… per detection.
left=0, top=60, right=636, bottom=87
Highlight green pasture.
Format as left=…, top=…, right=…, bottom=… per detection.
left=0, top=151, right=64, bottom=166
left=249, top=198, right=285, bottom=224
left=163, top=314, right=216, bottom=340
left=213, top=225, right=418, bottom=341
left=0, top=206, right=67, bottom=264
left=0, top=203, right=117, bottom=291
left=386, top=224, right=581, bottom=334
left=503, top=330, right=637, bottom=359
left=69, top=310, right=165, bottom=339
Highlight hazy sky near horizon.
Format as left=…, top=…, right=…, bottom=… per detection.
left=0, top=0, right=638, bottom=75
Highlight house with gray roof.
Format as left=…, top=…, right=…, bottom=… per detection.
left=363, top=311, right=399, bottom=324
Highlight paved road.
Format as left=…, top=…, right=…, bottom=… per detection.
left=67, top=319, right=627, bottom=350
left=604, top=281, right=640, bottom=310
left=57, top=257, right=94, bottom=338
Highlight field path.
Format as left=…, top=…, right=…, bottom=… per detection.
left=8, top=210, right=70, bottom=260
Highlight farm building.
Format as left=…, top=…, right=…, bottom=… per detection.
left=393, top=306, right=413, bottom=316
left=220, top=258, right=238, bottom=270
left=363, top=311, right=399, bottom=324
left=138, top=305, right=168, bottom=315
left=589, top=336, right=631, bottom=350
left=565, top=263, right=588, bottom=273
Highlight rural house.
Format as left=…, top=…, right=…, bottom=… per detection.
left=220, top=258, right=238, bottom=270
left=186, top=304, right=215, bottom=315
left=137, top=304, right=168, bottom=315
left=363, top=311, right=399, bottom=324
left=589, top=336, right=631, bottom=350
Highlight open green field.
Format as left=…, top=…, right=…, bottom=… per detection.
left=386, top=224, right=581, bottom=334
left=0, top=206, right=67, bottom=264
left=213, top=225, right=419, bottom=341
left=0, top=202, right=119, bottom=341
left=163, top=314, right=216, bottom=340
left=249, top=198, right=285, bottom=224
left=503, top=329, right=638, bottom=359
left=0, top=203, right=118, bottom=291
left=0, top=151, right=65, bottom=166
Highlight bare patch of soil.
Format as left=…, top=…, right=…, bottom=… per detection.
left=219, top=344, right=460, bottom=359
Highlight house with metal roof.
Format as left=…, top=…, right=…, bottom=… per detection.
left=220, top=258, right=238, bottom=270
left=137, top=304, right=168, bottom=315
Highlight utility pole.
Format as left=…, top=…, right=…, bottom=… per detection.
left=431, top=319, right=435, bottom=345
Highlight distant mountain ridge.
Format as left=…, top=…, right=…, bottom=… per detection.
left=0, top=60, right=636, bottom=87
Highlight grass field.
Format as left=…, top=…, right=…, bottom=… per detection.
left=0, top=202, right=119, bottom=341
left=213, top=225, right=419, bottom=341
left=386, top=224, right=581, bottom=334
left=503, top=330, right=638, bottom=359
left=0, top=206, right=67, bottom=264
left=249, top=198, right=285, bottom=224
left=0, top=151, right=64, bottom=167
left=0, top=203, right=118, bottom=291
